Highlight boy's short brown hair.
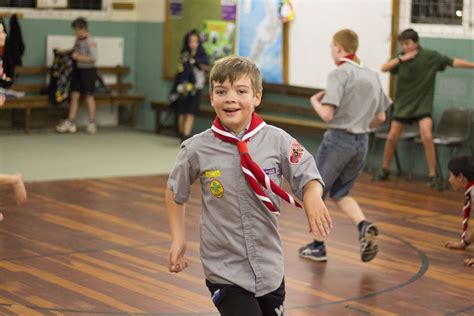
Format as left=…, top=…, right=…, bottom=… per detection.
left=398, top=28, right=419, bottom=43
left=209, top=55, right=262, bottom=95
left=71, top=17, right=88, bottom=30
left=333, top=29, right=359, bottom=54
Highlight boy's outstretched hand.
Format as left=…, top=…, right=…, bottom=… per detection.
left=303, top=180, right=332, bottom=239
left=445, top=240, right=466, bottom=250
left=169, top=240, right=188, bottom=273
left=13, top=174, right=27, bottom=205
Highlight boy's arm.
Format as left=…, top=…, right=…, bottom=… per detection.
left=72, top=52, right=96, bottom=64
left=452, top=58, right=474, bottom=68
left=166, top=188, right=188, bottom=273
left=0, top=173, right=27, bottom=205
left=54, top=48, right=74, bottom=54
left=302, top=180, right=332, bottom=239
left=445, top=231, right=473, bottom=250
left=369, top=112, right=386, bottom=129
left=381, top=50, right=418, bottom=72
left=311, top=91, right=335, bottom=123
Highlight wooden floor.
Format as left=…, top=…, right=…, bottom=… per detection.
left=0, top=173, right=473, bottom=315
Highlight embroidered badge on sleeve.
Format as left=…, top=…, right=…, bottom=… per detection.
left=289, top=139, right=305, bottom=164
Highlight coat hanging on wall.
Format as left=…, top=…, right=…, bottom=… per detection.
left=3, top=14, right=25, bottom=80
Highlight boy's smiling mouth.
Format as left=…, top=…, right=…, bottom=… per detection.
left=223, top=108, right=240, bottom=113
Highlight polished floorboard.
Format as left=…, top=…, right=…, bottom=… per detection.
left=0, top=173, right=473, bottom=315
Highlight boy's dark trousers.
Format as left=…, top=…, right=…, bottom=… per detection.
left=206, top=279, right=285, bottom=316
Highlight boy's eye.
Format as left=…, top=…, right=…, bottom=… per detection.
left=238, top=90, right=248, bottom=94
left=215, top=90, right=225, bottom=95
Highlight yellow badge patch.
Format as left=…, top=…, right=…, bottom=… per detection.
left=210, top=179, right=224, bottom=198
left=205, top=170, right=221, bottom=178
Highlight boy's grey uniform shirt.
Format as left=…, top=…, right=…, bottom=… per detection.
left=322, top=61, right=391, bottom=134
left=74, top=37, right=97, bottom=69
left=168, top=125, right=322, bottom=297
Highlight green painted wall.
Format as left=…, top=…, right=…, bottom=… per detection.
left=8, top=17, right=474, bottom=177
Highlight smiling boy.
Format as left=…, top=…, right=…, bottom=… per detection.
left=166, top=55, right=332, bottom=315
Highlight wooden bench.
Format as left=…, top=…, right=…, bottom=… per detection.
left=2, top=66, right=145, bottom=132
left=151, top=83, right=327, bottom=135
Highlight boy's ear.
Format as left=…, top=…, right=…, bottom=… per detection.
left=254, top=91, right=262, bottom=108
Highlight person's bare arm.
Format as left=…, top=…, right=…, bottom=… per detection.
left=0, top=174, right=27, bottom=205
left=452, top=58, right=474, bottom=68
left=445, top=231, right=473, bottom=250
left=381, top=50, right=418, bottom=72
left=166, top=188, right=188, bottom=273
left=369, top=112, right=386, bottom=129
left=72, top=51, right=95, bottom=64
left=302, top=180, right=332, bottom=239
left=310, top=91, right=335, bottom=123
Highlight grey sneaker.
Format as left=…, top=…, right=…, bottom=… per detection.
left=86, top=123, right=97, bottom=134
left=359, top=222, right=379, bottom=262
left=56, top=120, right=77, bottom=133
left=298, top=242, right=327, bottom=262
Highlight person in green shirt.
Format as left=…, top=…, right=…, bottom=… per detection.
left=374, top=29, right=474, bottom=187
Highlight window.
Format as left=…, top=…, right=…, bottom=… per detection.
left=411, top=0, right=464, bottom=25
left=0, top=0, right=35, bottom=7
left=0, top=0, right=102, bottom=10
left=68, top=0, right=102, bottom=10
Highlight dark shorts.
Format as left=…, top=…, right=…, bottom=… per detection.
left=392, top=114, right=431, bottom=125
left=315, top=129, right=369, bottom=199
left=71, top=67, right=97, bottom=95
left=175, top=90, right=202, bottom=116
left=206, top=279, right=285, bottom=316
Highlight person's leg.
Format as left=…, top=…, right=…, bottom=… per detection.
left=177, top=114, right=185, bottom=135
left=418, top=117, right=436, bottom=178
left=85, top=95, right=96, bottom=123
left=334, top=196, right=365, bottom=225
left=206, top=280, right=262, bottom=316
left=331, top=134, right=378, bottom=262
left=68, top=91, right=81, bottom=121
left=183, top=114, right=195, bottom=137
left=299, top=131, right=354, bottom=261
left=85, top=95, right=97, bottom=134
left=182, top=91, right=201, bottom=138
left=381, top=120, right=405, bottom=172
left=56, top=91, right=79, bottom=133
left=257, top=279, right=285, bottom=316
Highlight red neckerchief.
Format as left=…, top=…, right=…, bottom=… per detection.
left=462, top=181, right=474, bottom=241
left=336, top=53, right=356, bottom=66
left=211, top=112, right=302, bottom=214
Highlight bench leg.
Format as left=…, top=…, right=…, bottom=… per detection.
left=25, top=108, right=31, bottom=133
left=155, top=109, right=162, bottom=134
left=131, top=104, right=138, bottom=128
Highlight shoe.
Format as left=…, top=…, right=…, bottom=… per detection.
left=429, top=176, right=443, bottom=190
left=359, top=221, right=379, bottom=262
left=86, top=123, right=97, bottom=134
left=373, top=168, right=390, bottom=181
left=56, top=120, right=77, bottom=133
left=298, top=241, right=327, bottom=262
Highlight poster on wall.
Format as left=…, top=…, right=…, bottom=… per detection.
left=169, top=0, right=183, bottom=18
left=238, top=0, right=283, bottom=84
left=201, top=20, right=235, bottom=64
left=221, top=0, right=237, bottom=21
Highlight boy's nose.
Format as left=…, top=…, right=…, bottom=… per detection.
left=224, top=92, right=237, bottom=103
